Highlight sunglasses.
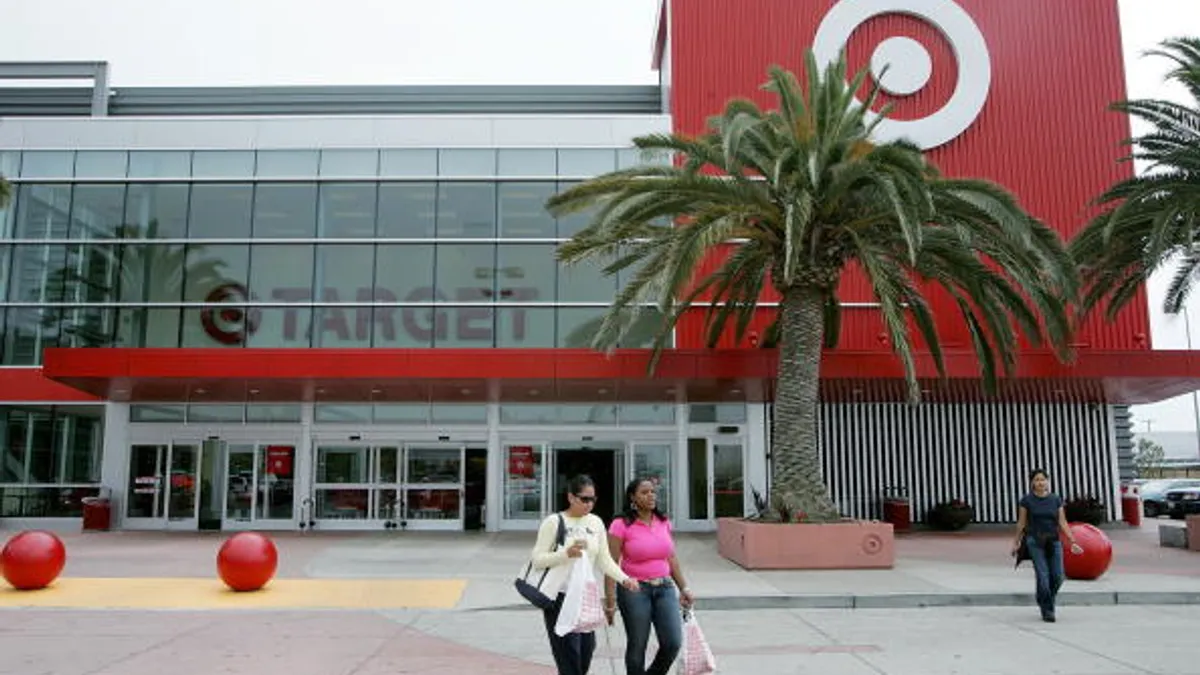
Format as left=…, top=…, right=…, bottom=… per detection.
left=574, top=494, right=597, bottom=504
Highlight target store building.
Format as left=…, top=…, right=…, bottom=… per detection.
left=0, top=0, right=1191, bottom=533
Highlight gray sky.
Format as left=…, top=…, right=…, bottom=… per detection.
left=3, top=0, right=1200, bottom=431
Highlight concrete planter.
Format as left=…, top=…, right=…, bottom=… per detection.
left=716, top=517, right=895, bottom=570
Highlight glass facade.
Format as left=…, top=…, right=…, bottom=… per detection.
left=0, top=148, right=669, bottom=364
left=0, top=405, right=105, bottom=517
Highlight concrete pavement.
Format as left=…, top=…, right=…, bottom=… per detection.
left=0, top=520, right=1197, bottom=673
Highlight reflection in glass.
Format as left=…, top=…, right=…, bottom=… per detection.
left=124, top=183, right=189, bottom=238
left=558, top=255, right=616, bottom=302
left=249, top=244, right=314, bottom=301
left=187, top=184, right=253, bottom=238
left=74, top=151, right=128, bottom=178
left=246, top=306, right=313, bottom=347
left=505, top=444, right=543, bottom=520
left=319, top=183, right=377, bottom=238
left=252, top=183, right=317, bottom=238
left=225, top=447, right=255, bottom=522
left=437, top=183, right=496, bottom=237
left=499, top=183, right=556, bottom=238
left=115, top=308, right=181, bottom=348
left=127, top=444, right=166, bottom=518
left=496, top=244, right=554, bottom=303
left=496, top=307, right=553, bottom=348
left=633, top=444, right=672, bottom=518
left=377, top=183, right=435, bottom=237
left=316, top=446, right=369, bottom=483
left=167, top=444, right=199, bottom=521
left=259, top=445, right=295, bottom=520
left=713, top=444, right=745, bottom=518
left=406, top=448, right=461, bottom=484
left=311, top=306, right=371, bottom=348
left=316, top=244, right=374, bottom=302
left=406, top=489, right=461, bottom=520
left=688, top=438, right=708, bottom=520
left=14, top=184, right=71, bottom=239
left=557, top=307, right=663, bottom=349
left=69, top=184, right=126, bottom=238
left=315, top=489, right=369, bottom=519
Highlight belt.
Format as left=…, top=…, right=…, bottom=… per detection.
left=639, top=577, right=674, bottom=587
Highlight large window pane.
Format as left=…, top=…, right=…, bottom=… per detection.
left=255, top=150, right=318, bottom=177
left=319, top=183, right=377, bottom=238
left=557, top=308, right=605, bottom=349
left=115, top=308, right=181, bottom=348
left=124, top=183, right=189, bottom=238
left=128, top=151, right=191, bottom=179
left=497, top=244, right=554, bottom=303
left=315, top=244, right=374, bottom=302
left=2, top=307, right=58, bottom=364
left=8, top=244, right=68, bottom=303
left=320, top=150, right=378, bottom=177
left=312, top=306, right=372, bottom=347
left=439, top=149, right=495, bottom=176
left=19, top=151, right=74, bottom=179
left=437, top=183, right=495, bottom=237
left=23, top=412, right=57, bottom=484
left=436, top=243, right=495, bottom=347
left=498, top=183, right=556, bottom=238
left=498, top=149, right=556, bottom=176
left=181, top=244, right=250, bottom=347
left=74, top=151, right=128, bottom=179
left=252, top=183, right=317, bottom=238
left=188, top=184, right=253, bottom=238
left=247, top=306, right=313, bottom=348
left=496, top=308, right=553, bottom=347
left=558, top=256, right=616, bottom=302
left=60, top=242, right=119, bottom=346
left=249, top=244, right=314, bottom=303
left=436, top=243, right=493, bottom=300
left=377, top=183, right=435, bottom=238
left=375, top=244, right=434, bottom=347
left=14, top=184, right=71, bottom=239
left=1, top=409, right=29, bottom=482
left=192, top=151, right=254, bottom=178
left=70, top=184, right=126, bottom=239
left=380, top=149, right=436, bottom=176
left=558, top=149, right=616, bottom=177
left=117, top=243, right=188, bottom=303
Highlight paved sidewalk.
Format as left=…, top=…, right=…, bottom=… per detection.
left=0, top=520, right=1196, bottom=673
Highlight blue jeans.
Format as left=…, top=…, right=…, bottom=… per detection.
left=1026, top=535, right=1064, bottom=617
left=616, top=581, right=683, bottom=675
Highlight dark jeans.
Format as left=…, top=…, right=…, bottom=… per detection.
left=1027, top=535, right=1064, bottom=617
left=616, top=581, right=683, bottom=675
left=543, top=592, right=596, bottom=675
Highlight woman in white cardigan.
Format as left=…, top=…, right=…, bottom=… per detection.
left=531, top=474, right=640, bottom=675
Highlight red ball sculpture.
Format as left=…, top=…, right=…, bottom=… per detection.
left=1061, top=522, right=1113, bottom=581
left=1, top=530, right=67, bottom=590
left=216, top=532, right=278, bottom=592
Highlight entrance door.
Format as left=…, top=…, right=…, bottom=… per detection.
left=550, top=443, right=621, bottom=523
left=685, top=437, right=747, bottom=525
left=223, top=443, right=297, bottom=530
left=125, top=442, right=202, bottom=529
left=310, top=442, right=466, bottom=530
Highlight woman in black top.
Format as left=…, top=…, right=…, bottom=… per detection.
left=1011, top=469, right=1083, bottom=622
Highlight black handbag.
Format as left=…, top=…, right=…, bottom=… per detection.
left=514, top=514, right=566, bottom=609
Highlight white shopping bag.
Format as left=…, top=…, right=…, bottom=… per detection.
left=554, top=554, right=606, bottom=636
left=681, top=609, right=716, bottom=674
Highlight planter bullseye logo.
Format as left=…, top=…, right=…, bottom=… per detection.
left=200, top=283, right=261, bottom=345
left=813, top=0, right=992, bottom=149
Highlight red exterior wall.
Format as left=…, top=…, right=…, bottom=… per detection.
left=668, top=0, right=1148, bottom=353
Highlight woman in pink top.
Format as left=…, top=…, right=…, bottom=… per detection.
left=605, top=477, right=695, bottom=675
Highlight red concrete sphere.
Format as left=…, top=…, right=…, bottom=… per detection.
left=1, top=530, right=67, bottom=590
left=216, top=532, right=278, bottom=592
left=1061, top=523, right=1113, bottom=581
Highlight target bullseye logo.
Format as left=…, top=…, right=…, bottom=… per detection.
left=813, top=0, right=992, bottom=149
left=200, top=283, right=261, bottom=345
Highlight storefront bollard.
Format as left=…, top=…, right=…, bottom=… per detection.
left=1, top=530, right=67, bottom=590
left=216, top=532, right=278, bottom=592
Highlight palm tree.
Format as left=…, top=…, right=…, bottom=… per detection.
left=547, top=53, right=1077, bottom=521
left=1072, top=38, right=1200, bottom=318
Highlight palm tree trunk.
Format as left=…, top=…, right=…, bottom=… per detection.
left=770, top=285, right=841, bottom=522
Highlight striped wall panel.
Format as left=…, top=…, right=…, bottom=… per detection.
left=815, top=402, right=1117, bottom=524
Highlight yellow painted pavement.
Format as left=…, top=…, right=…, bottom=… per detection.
left=0, top=577, right=467, bottom=610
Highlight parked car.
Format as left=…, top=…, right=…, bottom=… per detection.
left=1141, top=479, right=1200, bottom=517
left=1165, top=486, right=1200, bottom=519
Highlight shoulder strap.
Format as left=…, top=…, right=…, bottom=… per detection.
left=554, top=513, right=566, bottom=548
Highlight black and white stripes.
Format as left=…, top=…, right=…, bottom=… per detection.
left=815, top=402, right=1117, bottom=524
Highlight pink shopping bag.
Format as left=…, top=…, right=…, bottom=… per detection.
left=681, top=609, right=716, bottom=674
